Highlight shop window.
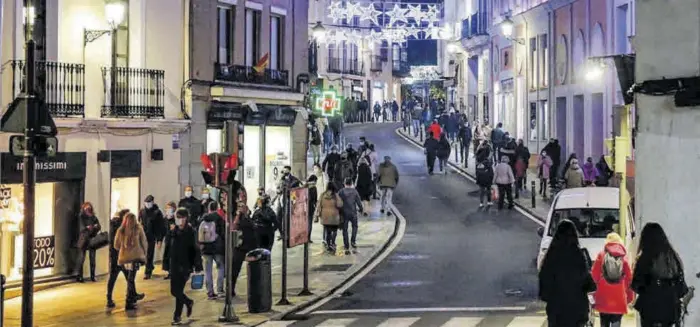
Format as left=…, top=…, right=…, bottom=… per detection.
left=529, top=102, right=537, bottom=140
left=541, top=35, right=548, bottom=87
left=529, top=37, right=537, bottom=89
left=243, top=125, right=261, bottom=209
left=264, top=126, right=292, bottom=194
left=270, top=15, right=283, bottom=70
left=539, top=100, right=549, bottom=140
left=110, top=177, right=139, bottom=219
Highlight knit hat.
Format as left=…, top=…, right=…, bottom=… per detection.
left=606, top=232, right=623, bottom=244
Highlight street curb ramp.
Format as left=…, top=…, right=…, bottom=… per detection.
left=394, top=128, right=546, bottom=223
left=254, top=211, right=401, bottom=324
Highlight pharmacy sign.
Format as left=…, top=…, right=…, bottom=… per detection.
left=314, top=90, right=342, bottom=117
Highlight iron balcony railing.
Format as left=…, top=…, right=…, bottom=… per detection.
left=214, top=64, right=290, bottom=87
left=327, top=58, right=365, bottom=76
left=370, top=55, right=383, bottom=72
left=101, top=67, right=165, bottom=118
left=10, top=60, right=85, bottom=117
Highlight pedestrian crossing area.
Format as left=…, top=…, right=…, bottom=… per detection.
left=258, top=314, right=636, bottom=327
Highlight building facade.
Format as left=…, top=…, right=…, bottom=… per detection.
left=0, top=0, right=189, bottom=281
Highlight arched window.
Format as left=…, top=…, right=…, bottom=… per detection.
left=591, top=23, right=605, bottom=57
left=572, top=29, right=586, bottom=83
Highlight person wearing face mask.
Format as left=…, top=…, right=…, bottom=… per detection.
left=178, top=186, right=203, bottom=228
left=162, top=201, right=177, bottom=280
left=313, top=163, right=326, bottom=199
left=200, top=188, right=214, bottom=214
left=166, top=208, right=203, bottom=325
left=139, top=195, right=166, bottom=280
left=76, top=202, right=101, bottom=282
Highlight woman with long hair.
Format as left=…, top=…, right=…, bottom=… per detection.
left=76, top=202, right=101, bottom=282
left=355, top=157, right=373, bottom=216
left=114, top=212, right=148, bottom=310
left=539, top=220, right=596, bottom=326
left=106, top=209, right=144, bottom=308
left=315, top=182, right=343, bottom=254
left=632, top=223, right=688, bottom=327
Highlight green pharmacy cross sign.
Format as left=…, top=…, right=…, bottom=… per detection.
left=314, top=90, right=343, bottom=117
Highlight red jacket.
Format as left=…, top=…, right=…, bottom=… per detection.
left=591, top=243, right=634, bottom=314
left=428, top=123, right=442, bottom=140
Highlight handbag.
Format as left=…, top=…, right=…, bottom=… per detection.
left=190, top=273, right=204, bottom=290
left=491, top=186, right=499, bottom=201
left=88, top=231, right=109, bottom=250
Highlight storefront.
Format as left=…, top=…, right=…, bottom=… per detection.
left=106, top=150, right=142, bottom=219
left=0, top=152, right=86, bottom=282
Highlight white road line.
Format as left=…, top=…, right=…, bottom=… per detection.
left=440, top=317, right=484, bottom=327
left=376, top=317, right=421, bottom=327
left=299, top=204, right=407, bottom=315
left=316, top=318, right=357, bottom=327
left=311, top=307, right=528, bottom=315
left=506, top=316, right=547, bottom=327
left=393, top=128, right=546, bottom=228
left=256, top=321, right=297, bottom=327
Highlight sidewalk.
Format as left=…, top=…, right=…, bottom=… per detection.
left=2, top=201, right=395, bottom=327
left=396, top=127, right=551, bottom=222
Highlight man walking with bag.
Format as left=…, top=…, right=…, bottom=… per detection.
left=377, top=156, right=399, bottom=216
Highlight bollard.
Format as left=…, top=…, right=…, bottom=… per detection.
left=531, top=181, right=536, bottom=208
left=419, top=127, right=424, bottom=142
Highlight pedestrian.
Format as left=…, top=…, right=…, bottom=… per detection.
left=428, top=119, right=442, bottom=140
left=564, top=158, right=585, bottom=188
left=500, top=136, right=517, bottom=169
left=76, top=202, right=100, bottom=283
left=632, top=223, right=689, bottom=327
left=377, top=155, right=399, bottom=215
left=458, top=121, right=472, bottom=167
left=582, top=157, right=599, bottom=186
left=591, top=232, right=634, bottom=327
left=490, top=122, right=506, bottom=162
left=514, top=155, right=527, bottom=199
left=537, top=151, right=553, bottom=199
left=355, top=157, right=373, bottom=216
left=543, top=139, right=562, bottom=188
left=333, top=153, right=355, bottom=189
left=198, top=201, right=225, bottom=299
left=423, top=131, right=439, bottom=174
left=322, top=119, right=334, bottom=152
left=106, top=209, right=144, bottom=308
left=562, top=153, right=578, bottom=180
left=345, top=143, right=359, bottom=167
left=322, top=146, right=341, bottom=183
left=339, top=178, right=363, bottom=254
left=315, top=182, right=343, bottom=254
left=306, top=175, right=318, bottom=243
left=231, top=200, right=257, bottom=297
left=493, top=156, right=515, bottom=210
left=473, top=124, right=484, bottom=157
left=139, top=195, right=166, bottom=280
left=436, top=132, right=451, bottom=174
left=596, top=156, right=614, bottom=186
left=475, top=158, right=494, bottom=207
left=166, top=208, right=203, bottom=325
left=391, top=100, right=399, bottom=121
left=200, top=188, right=214, bottom=212
left=373, top=101, right=381, bottom=122
left=515, top=139, right=531, bottom=190
left=411, top=102, right=423, bottom=137
left=252, top=194, right=277, bottom=250
left=178, top=186, right=203, bottom=227
left=539, top=219, right=596, bottom=327
left=447, top=112, right=459, bottom=142
left=113, top=212, right=148, bottom=311
left=162, top=201, right=177, bottom=280
left=312, top=163, right=327, bottom=197
left=475, top=140, right=491, bottom=164
left=275, top=165, right=301, bottom=238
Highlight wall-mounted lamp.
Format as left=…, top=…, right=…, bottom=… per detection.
left=501, top=16, right=525, bottom=45
left=23, top=6, right=35, bottom=27
left=311, top=21, right=327, bottom=43
left=83, top=0, right=126, bottom=46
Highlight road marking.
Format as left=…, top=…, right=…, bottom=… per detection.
left=299, top=205, right=407, bottom=315
left=257, top=321, right=297, bottom=327
left=376, top=317, right=420, bottom=327
left=506, top=316, right=547, bottom=327
left=317, top=318, right=357, bottom=326
left=312, top=307, right=528, bottom=315
left=440, top=317, right=483, bottom=327
left=393, top=128, right=545, bottom=227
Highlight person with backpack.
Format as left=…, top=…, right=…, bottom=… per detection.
left=198, top=202, right=225, bottom=300
left=475, top=159, right=494, bottom=207
left=138, top=195, right=166, bottom=280
left=338, top=178, right=364, bottom=254
left=591, top=232, right=634, bottom=327
left=315, top=183, right=344, bottom=254
left=309, top=123, right=322, bottom=165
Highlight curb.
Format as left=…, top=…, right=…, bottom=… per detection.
left=394, top=128, right=547, bottom=223
left=254, top=212, right=401, bottom=325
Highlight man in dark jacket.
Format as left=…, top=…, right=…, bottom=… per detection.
left=423, top=132, right=439, bottom=175
left=107, top=209, right=144, bottom=308
left=491, top=122, right=506, bottom=162
left=178, top=186, right=203, bottom=228
left=139, top=195, right=166, bottom=279
left=322, top=146, right=341, bottom=182
left=200, top=188, right=215, bottom=215
left=338, top=178, right=364, bottom=254
left=458, top=121, right=473, bottom=167
left=475, top=159, right=494, bottom=207
left=306, top=175, right=318, bottom=243
left=252, top=195, right=277, bottom=250
left=500, top=136, right=517, bottom=172
left=542, top=138, right=562, bottom=188
left=515, top=139, right=531, bottom=190
left=309, top=123, right=322, bottom=165
left=345, top=143, right=359, bottom=167
left=198, top=202, right=225, bottom=299
left=167, top=208, right=203, bottom=324
left=231, top=203, right=258, bottom=297
left=333, top=154, right=355, bottom=189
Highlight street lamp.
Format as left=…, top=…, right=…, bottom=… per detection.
left=585, top=62, right=605, bottom=81
left=500, top=15, right=524, bottom=45
left=447, top=40, right=464, bottom=54
left=311, top=21, right=327, bottom=42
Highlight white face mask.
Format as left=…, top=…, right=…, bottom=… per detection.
left=185, top=191, right=193, bottom=197
left=175, top=218, right=186, bottom=226
left=202, top=193, right=210, bottom=199
left=165, top=209, right=174, bottom=217
left=145, top=202, right=153, bottom=209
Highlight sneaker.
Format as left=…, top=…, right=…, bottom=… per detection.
left=387, top=211, right=393, bottom=216
left=171, top=318, right=182, bottom=326
left=136, top=293, right=145, bottom=301
left=186, top=300, right=194, bottom=317
left=479, top=203, right=484, bottom=207
left=351, top=242, right=357, bottom=249
left=363, top=212, right=369, bottom=217
left=208, top=293, right=217, bottom=300
left=380, top=209, right=385, bottom=214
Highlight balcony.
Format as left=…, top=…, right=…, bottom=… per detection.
left=10, top=60, right=85, bottom=117
left=101, top=67, right=165, bottom=118
left=370, top=55, right=383, bottom=72
left=214, top=64, right=290, bottom=87
left=392, top=60, right=410, bottom=77
left=327, top=58, right=365, bottom=76
left=461, top=12, right=490, bottom=51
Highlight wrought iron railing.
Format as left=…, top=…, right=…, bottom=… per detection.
left=101, top=67, right=165, bottom=118
left=214, top=64, right=289, bottom=87
left=327, top=57, right=365, bottom=76
left=10, top=60, right=85, bottom=117
left=370, top=55, right=383, bottom=72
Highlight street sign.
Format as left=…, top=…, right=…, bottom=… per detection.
left=0, top=94, right=57, bottom=136
left=9, top=135, right=58, bottom=157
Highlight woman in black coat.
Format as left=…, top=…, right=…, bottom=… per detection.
left=436, top=132, right=452, bottom=173
left=632, top=223, right=688, bottom=327
left=539, top=220, right=596, bottom=327
left=355, top=157, right=373, bottom=216
left=106, top=209, right=144, bottom=308
left=162, top=201, right=177, bottom=280
left=76, top=202, right=101, bottom=282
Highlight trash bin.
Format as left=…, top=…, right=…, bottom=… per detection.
left=246, top=248, right=272, bottom=313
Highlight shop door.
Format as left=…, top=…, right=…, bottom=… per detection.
left=264, top=126, right=292, bottom=195
left=243, top=125, right=261, bottom=209
left=109, top=150, right=142, bottom=217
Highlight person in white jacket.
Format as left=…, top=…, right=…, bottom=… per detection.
left=493, top=156, right=515, bottom=210
left=312, top=163, right=326, bottom=201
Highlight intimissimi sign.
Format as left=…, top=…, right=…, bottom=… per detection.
left=15, top=161, right=68, bottom=171
left=1, top=152, right=86, bottom=184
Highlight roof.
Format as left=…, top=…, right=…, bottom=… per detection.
left=553, top=187, right=620, bottom=210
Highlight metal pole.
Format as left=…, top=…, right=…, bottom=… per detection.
left=531, top=180, right=536, bottom=208
left=276, top=190, right=291, bottom=305
left=110, top=27, right=117, bottom=110
left=1, top=274, right=6, bottom=327
left=219, top=185, right=239, bottom=323
left=298, top=241, right=313, bottom=296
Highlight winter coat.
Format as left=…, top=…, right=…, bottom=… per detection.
left=307, top=186, right=318, bottom=221
left=108, top=216, right=123, bottom=269
left=582, top=162, right=599, bottom=183
left=514, top=158, right=527, bottom=179
left=252, top=206, right=277, bottom=232
left=591, top=242, right=634, bottom=315
left=346, top=148, right=359, bottom=167
left=490, top=128, right=505, bottom=147
left=165, top=224, right=203, bottom=275
left=596, top=161, right=614, bottom=186
left=564, top=166, right=585, bottom=188
left=355, top=163, right=374, bottom=199
left=516, top=144, right=531, bottom=163
left=234, top=212, right=259, bottom=253
left=198, top=212, right=226, bottom=255
left=493, top=159, right=516, bottom=185
left=315, top=191, right=343, bottom=226
left=475, top=160, right=494, bottom=187
left=139, top=205, right=166, bottom=242
left=338, top=188, right=363, bottom=220
left=500, top=141, right=517, bottom=164
left=423, top=138, right=439, bottom=156
left=322, top=152, right=341, bottom=177
left=114, top=224, right=148, bottom=266
left=313, top=169, right=327, bottom=198
left=178, top=196, right=203, bottom=226
left=334, top=159, right=355, bottom=187
left=458, top=125, right=472, bottom=144
left=310, top=127, right=322, bottom=146
left=428, top=123, right=442, bottom=140
left=162, top=216, right=176, bottom=271
left=446, top=114, right=459, bottom=133
left=632, top=250, right=688, bottom=324
left=377, top=162, right=399, bottom=189
left=539, top=247, right=596, bottom=323
left=436, top=137, right=451, bottom=159
left=77, top=213, right=101, bottom=250
left=537, top=155, right=553, bottom=178
left=476, top=146, right=491, bottom=163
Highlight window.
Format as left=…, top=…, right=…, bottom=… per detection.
left=245, top=9, right=261, bottom=67
left=539, top=100, right=549, bottom=140
left=529, top=37, right=537, bottom=89
left=115, top=0, right=130, bottom=67
left=541, top=35, right=548, bottom=87
left=547, top=208, right=620, bottom=238
left=217, top=5, right=234, bottom=64
left=270, top=15, right=282, bottom=70
left=615, top=5, right=629, bottom=54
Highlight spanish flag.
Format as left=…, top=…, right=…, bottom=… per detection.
left=253, top=53, right=269, bottom=74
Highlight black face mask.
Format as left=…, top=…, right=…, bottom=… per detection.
left=258, top=191, right=265, bottom=196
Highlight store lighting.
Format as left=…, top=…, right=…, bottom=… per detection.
left=447, top=40, right=463, bottom=54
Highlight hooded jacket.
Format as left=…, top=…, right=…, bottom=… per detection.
left=316, top=191, right=343, bottom=226
left=537, top=154, right=553, bottom=178
left=428, top=122, right=442, bottom=140
left=475, top=160, right=494, bottom=187
left=436, top=136, right=452, bottom=159
left=493, top=157, right=516, bottom=185
left=564, top=160, right=585, bottom=188
left=178, top=196, right=203, bottom=226
left=582, top=161, right=599, bottom=182
left=591, top=242, right=634, bottom=315
left=139, top=204, right=166, bottom=241
left=166, top=224, right=203, bottom=275
left=423, top=137, right=439, bottom=156
left=198, top=212, right=226, bottom=255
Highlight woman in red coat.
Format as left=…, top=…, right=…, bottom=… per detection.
left=591, top=232, right=634, bottom=327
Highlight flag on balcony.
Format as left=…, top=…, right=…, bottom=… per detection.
left=253, top=53, right=270, bottom=74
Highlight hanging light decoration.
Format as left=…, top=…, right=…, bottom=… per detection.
left=408, top=66, right=442, bottom=81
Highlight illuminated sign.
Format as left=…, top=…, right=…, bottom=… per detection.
left=314, top=90, right=343, bottom=117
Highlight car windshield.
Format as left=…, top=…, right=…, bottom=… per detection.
left=547, top=208, right=620, bottom=238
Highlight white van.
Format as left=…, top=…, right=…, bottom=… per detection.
left=536, top=187, right=636, bottom=269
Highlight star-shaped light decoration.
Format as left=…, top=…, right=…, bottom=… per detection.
left=406, top=24, right=421, bottom=39
left=347, top=29, right=363, bottom=44
left=423, top=23, right=440, bottom=39
left=385, top=4, right=408, bottom=26
left=360, top=4, right=381, bottom=25
left=425, top=4, right=440, bottom=23
left=332, top=30, right=348, bottom=43
left=367, top=29, right=383, bottom=43
left=328, top=1, right=346, bottom=23
left=345, top=1, right=362, bottom=19
left=406, top=4, right=425, bottom=22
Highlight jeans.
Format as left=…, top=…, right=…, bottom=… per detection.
left=460, top=140, right=471, bottom=165
left=231, top=248, right=247, bottom=296
left=412, top=119, right=421, bottom=136
left=106, top=263, right=128, bottom=301
left=342, top=215, right=358, bottom=249
left=324, top=226, right=338, bottom=249
left=77, top=248, right=96, bottom=279
left=259, top=230, right=274, bottom=250
left=600, top=313, right=622, bottom=327
left=170, top=270, right=192, bottom=320
left=438, top=157, right=447, bottom=171
left=479, top=185, right=492, bottom=204
left=145, top=239, right=156, bottom=275
left=426, top=154, right=436, bottom=173
left=380, top=187, right=394, bottom=211
left=203, top=254, right=224, bottom=295
left=514, top=177, right=523, bottom=198
left=497, top=184, right=514, bottom=209
left=310, top=144, right=321, bottom=164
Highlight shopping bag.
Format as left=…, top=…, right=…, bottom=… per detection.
left=190, top=273, right=204, bottom=290
left=491, top=186, right=499, bottom=201
left=88, top=232, right=109, bottom=250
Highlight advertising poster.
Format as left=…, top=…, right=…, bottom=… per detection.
left=288, top=187, right=309, bottom=248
